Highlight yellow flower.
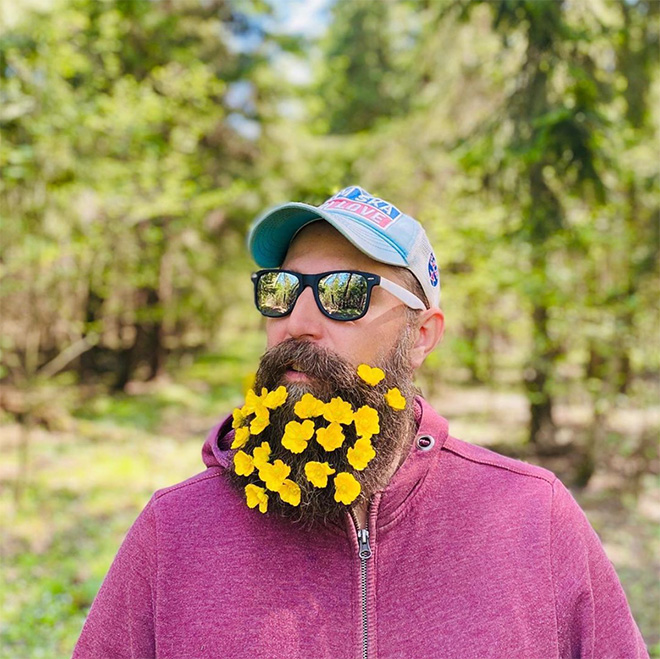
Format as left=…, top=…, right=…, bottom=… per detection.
left=334, top=472, right=361, bottom=505
left=294, top=393, right=325, bottom=419
left=243, top=388, right=265, bottom=414
left=232, top=407, right=247, bottom=429
left=250, top=408, right=270, bottom=435
left=230, top=426, right=250, bottom=450
left=281, top=419, right=315, bottom=453
left=315, top=422, right=346, bottom=451
left=233, top=450, right=255, bottom=476
left=323, top=397, right=353, bottom=425
left=264, top=385, right=288, bottom=409
left=353, top=405, right=380, bottom=439
left=259, top=459, right=291, bottom=492
left=304, top=461, right=336, bottom=488
left=347, top=438, right=376, bottom=471
left=385, top=387, right=407, bottom=410
left=241, top=389, right=261, bottom=414
left=245, top=483, right=268, bottom=513
left=357, top=364, right=385, bottom=386
left=278, top=479, right=301, bottom=506
left=252, top=441, right=271, bottom=468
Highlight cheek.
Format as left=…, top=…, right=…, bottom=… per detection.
left=339, top=332, right=381, bottom=365
left=265, top=320, right=284, bottom=348
left=354, top=326, right=402, bottom=365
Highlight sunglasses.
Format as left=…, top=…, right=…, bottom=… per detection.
left=252, top=269, right=426, bottom=321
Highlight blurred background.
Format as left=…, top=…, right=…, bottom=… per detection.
left=0, top=0, right=658, bottom=655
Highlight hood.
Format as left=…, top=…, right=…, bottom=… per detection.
left=201, top=412, right=235, bottom=470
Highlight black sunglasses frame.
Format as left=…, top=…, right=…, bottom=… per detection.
left=251, top=269, right=382, bottom=321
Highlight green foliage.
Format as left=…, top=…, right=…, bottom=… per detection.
left=314, top=0, right=412, bottom=134
left=1, top=0, right=657, bottom=438
left=1, top=0, right=269, bottom=388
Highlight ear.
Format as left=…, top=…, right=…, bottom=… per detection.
left=409, top=307, right=445, bottom=370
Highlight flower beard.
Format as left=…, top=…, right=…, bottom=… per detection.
left=226, top=336, right=418, bottom=526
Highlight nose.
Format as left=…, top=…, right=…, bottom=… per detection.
left=281, top=286, right=325, bottom=341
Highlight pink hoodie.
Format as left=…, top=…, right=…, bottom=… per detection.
left=73, top=398, right=648, bottom=658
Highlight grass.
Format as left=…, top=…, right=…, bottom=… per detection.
left=0, top=420, right=203, bottom=658
left=1, top=371, right=658, bottom=657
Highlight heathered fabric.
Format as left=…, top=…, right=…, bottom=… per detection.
left=73, top=398, right=648, bottom=659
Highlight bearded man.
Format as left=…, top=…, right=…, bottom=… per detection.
left=74, top=186, right=648, bottom=658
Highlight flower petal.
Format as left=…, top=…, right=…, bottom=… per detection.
left=304, top=461, right=336, bottom=488
left=281, top=433, right=308, bottom=454
left=322, top=397, right=353, bottom=425
left=259, top=459, right=291, bottom=492
left=243, top=389, right=261, bottom=414
left=347, top=438, right=376, bottom=471
left=232, top=407, right=247, bottom=429
left=357, top=364, right=385, bottom=386
left=250, top=408, right=271, bottom=435
left=384, top=387, right=407, bottom=410
left=315, top=422, right=345, bottom=451
left=233, top=450, right=254, bottom=476
left=282, top=420, right=314, bottom=454
left=264, top=385, right=288, bottom=409
left=245, top=483, right=268, bottom=513
left=353, top=405, right=380, bottom=439
left=278, top=479, right=301, bottom=506
left=294, top=393, right=326, bottom=419
left=230, top=426, right=250, bottom=450
left=333, top=472, right=361, bottom=505
left=252, top=441, right=271, bottom=468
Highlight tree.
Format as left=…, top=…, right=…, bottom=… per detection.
left=0, top=0, right=271, bottom=389
left=447, top=0, right=615, bottom=447
left=315, top=0, right=411, bottom=134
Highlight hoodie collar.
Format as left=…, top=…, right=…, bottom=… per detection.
left=373, top=396, right=448, bottom=529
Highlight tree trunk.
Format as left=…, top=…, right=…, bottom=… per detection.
left=78, top=287, right=105, bottom=381
left=525, top=303, right=556, bottom=447
left=113, top=286, right=163, bottom=390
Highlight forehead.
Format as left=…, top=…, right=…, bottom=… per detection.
left=281, top=221, right=398, bottom=279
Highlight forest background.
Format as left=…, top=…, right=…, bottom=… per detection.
left=0, top=0, right=658, bottom=656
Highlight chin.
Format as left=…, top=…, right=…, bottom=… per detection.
left=281, top=381, right=314, bottom=399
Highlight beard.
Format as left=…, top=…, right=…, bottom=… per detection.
left=226, top=330, right=419, bottom=526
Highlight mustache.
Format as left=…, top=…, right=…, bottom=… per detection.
left=255, top=339, right=359, bottom=392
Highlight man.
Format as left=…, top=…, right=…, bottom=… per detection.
left=74, top=186, right=648, bottom=658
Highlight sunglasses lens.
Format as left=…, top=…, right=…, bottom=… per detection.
left=256, top=271, right=300, bottom=317
left=318, top=272, right=368, bottom=320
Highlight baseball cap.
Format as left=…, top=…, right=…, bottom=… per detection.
left=247, top=185, right=440, bottom=308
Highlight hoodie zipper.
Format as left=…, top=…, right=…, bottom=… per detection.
left=350, top=509, right=372, bottom=659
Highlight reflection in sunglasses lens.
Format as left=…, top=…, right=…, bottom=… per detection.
left=318, top=272, right=368, bottom=319
left=258, top=272, right=300, bottom=315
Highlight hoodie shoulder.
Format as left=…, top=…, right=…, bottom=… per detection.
left=443, top=435, right=557, bottom=486
left=153, top=468, right=225, bottom=503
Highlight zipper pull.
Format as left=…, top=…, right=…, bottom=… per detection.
left=357, top=528, right=372, bottom=559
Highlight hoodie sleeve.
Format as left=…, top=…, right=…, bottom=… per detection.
left=73, top=498, right=157, bottom=659
left=551, top=480, right=649, bottom=658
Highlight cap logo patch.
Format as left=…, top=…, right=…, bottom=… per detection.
left=320, top=186, right=402, bottom=230
left=428, top=253, right=439, bottom=287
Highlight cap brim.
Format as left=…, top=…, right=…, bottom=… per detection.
left=248, top=202, right=407, bottom=268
